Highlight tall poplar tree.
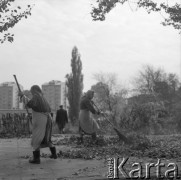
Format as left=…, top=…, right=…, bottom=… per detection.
left=66, top=46, right=83, bottom=125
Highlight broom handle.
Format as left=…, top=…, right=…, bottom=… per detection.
left=13, top=75, right=29, bottom=114
left=91, top=101, right=129, bottom=143
left=13, top=75, right=22, bottom=92
left=91, top=101, right=115, bottom=127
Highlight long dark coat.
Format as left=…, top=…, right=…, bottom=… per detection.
left=56, top=109, right=68, bottom=131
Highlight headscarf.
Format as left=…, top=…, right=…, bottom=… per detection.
left=28, top=85, right=51, bottom=112
left=86, top=90, right=94, bottom=99
left=30, top=85, right=42, bottom=95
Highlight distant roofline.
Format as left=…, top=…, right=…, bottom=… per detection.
left=42, top=80, right=65, bottom=86
left=0, top=82, right=15, bottom=85
left=0, top=82, right=23, bottom=87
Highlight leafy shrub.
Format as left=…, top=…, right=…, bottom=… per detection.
left=119, top=102, right=170, bottom=135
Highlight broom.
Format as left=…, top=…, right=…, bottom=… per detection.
left=92, top=101, right=130, bottom=144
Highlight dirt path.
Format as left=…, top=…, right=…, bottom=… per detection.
left=1, top=136, right=181, bottom=180
left=0, top=138, right=108, bottom=180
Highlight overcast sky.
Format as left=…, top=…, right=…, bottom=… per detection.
left=0, top=0, right=180, bottom=92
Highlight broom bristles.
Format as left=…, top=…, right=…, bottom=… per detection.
left=113, top=128, right=130, bottom=144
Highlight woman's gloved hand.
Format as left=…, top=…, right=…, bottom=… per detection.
left=18, top=92, right=24, bottom=99
left=97, top=111, right=103, bottom=115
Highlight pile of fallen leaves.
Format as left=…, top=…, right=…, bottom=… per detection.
left=0, top=131, right=30, bottom=138
left=54, top=134, right=125, bottom=147
left=54, top=134, right=181, bottom=160
left=144, top=135, right=181, bottom=159
left=21, top=134, right=181, bottom=160
left=49, top=134, right=152, bottom=160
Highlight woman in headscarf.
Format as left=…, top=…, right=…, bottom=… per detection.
left=79, top=90, right=101, bottom=143
left=19, top=85, right=57, bottom=164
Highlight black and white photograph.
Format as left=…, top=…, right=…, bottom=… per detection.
left=0, top=0, right=181, bottom=179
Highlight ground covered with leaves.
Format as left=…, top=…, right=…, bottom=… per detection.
left=39, top=133, right=181, bottom=160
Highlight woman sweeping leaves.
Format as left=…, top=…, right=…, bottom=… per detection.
left=19, top=85, right=57, bottom=164
left=79, top=90, right=102, bottom=143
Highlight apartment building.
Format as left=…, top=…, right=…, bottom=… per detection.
left=42, top=80, right=68, bottom=112
left=0, top=82, right=23, bottom=109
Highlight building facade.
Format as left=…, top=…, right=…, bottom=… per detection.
left=42, top=80, right=68, bottom=112
left=0, top=82, right=23, bottom=109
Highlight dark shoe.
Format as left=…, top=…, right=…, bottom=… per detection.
left=29, top=151, right=40, bottom=164
left=92, top=133, right=97, bottom=141
left=49, top=147, right=57, bottom=159
left=79, top=133, right=84, bottom=144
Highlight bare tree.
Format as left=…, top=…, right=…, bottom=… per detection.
left=91, top=72, right=127, bottom=125
left=133, top=64, right=181, bottom=113
left=133, top=64, right=166, bottom=95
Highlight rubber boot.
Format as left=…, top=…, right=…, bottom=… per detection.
left=92, top=133, right=98, bottom=145
left=78, top=127, right=84, bottom=144
left=80, top=134, right=84, bottom=144
left=92, top=133, right=97, bottom=141
left=29, top=151, right=40, bottom=164
left=49, top=147, right=57, bottom=159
